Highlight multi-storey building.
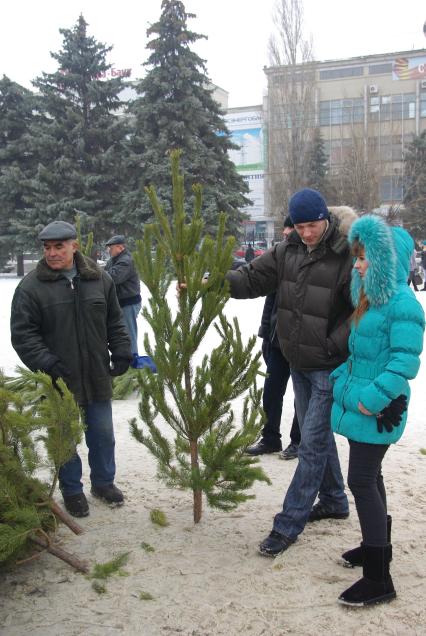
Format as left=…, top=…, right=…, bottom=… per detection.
left=264, top=48, right=426, bottom=225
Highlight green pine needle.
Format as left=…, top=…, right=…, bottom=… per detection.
left=90, top=552, right=130, bottom=579
left=150, top=509, right=169, bottom=527
left=140, top=542, right=155, bottom=552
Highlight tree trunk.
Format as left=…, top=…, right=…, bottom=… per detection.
left=16, top=252, right=24, bottom=277
left=49, top=500, right=85, bottom=535
left=30, top=536, right=89, bottom=573
left=190, top=440, right=202, bottom=524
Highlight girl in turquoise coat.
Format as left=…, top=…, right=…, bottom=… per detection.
left=330, top=214, right=424, bottom=607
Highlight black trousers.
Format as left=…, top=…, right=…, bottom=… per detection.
left=262, top=344, right=300, bottom=447
left=347, top=439, right=389, bottom=545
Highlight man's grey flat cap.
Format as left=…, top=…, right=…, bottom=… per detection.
left=106, top=234, right=126, bottom=246
left=38, top=221, right=77, bottom=241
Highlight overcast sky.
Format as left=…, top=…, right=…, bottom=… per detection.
left=2, top=0, right=425, bottom=107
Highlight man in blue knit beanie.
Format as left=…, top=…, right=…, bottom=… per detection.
left=226, top=190, right=356, bottom=559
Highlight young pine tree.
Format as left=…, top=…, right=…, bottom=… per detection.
left=130, top=151, right=269, bottom=524
left=26, top=15, right=129, bottom=244
left=124, top=0, right=250, bottom=237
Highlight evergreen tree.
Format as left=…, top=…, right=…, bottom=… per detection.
left=305, top=128, right=332, bottom=197
left=25, top=15, right=129, bottom=246
left=124, top=0, right=249, bottom=237
left=130, top=151, right=269, bottom=523
left=403, top=130, right=426, bottom=239
left=0, top=369, right=83, bottom=567
left=0, top=76, right=36, bottom=266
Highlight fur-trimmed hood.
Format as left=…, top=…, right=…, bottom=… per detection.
left=348, top=215, right=414, bottom=307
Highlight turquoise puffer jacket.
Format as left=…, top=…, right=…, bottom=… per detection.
left=331, top=216, right=425, bottom=444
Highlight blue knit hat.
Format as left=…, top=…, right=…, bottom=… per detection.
left=289, top=188, right=329, bottom=224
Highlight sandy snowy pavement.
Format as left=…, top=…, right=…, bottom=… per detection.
left=1, top=280, right=425, bottom=636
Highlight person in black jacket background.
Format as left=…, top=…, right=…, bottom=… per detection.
left=11, top=221, right=132, bottom=518
left=105, top=235, right=142, bottom=362
left=246, top=216, right=300, bottom=460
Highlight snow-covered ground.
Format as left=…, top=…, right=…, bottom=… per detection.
left=1, top=274, right=426, bottom=636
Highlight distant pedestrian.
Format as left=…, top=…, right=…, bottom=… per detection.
left=407, top=249, right=419, bottom=291
left=244, top=243, right=255, bottom=263
left=105, top=235, right=142, bottom=363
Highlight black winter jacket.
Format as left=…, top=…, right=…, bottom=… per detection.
left=105, top=248, right=141, bottom=307
left=226, top=215, right=353, bottom=371
left=10, top=252, right=131, bottom=404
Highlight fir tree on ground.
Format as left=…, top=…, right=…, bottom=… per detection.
left=25, top=15, right=130, bottom=246
left=0, top=76, right=36, bottom=269
left=124, top=0, right=250, bottom=237
left=129, top=151, right=269, bottom=524
left=403, top=130, right=426, bottom=239
left=0, top=369, right=83, bottom=568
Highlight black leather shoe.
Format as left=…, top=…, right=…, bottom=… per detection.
left=258, top=530, right=295, bottom=557
left=278, top=442, right=299, bottom=460
left=91, top=484, right=124, bottom=505
left=308, top=502, right=349, bottom=522
left=246, top=440, right=281, bottom=456
left=63, top=493, right=89, bottom=518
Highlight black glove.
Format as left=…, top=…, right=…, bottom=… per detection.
left=376, top=394, right=407, bottom=433
left=48, top=361, right=70, bottom=381
left=110, top=356, right=131, bottom=377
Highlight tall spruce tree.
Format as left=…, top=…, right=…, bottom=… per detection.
left=0, top=76, right=36, bottom=267
left=124, top=0, right=249, bottom=236
left=403, top=130, right=426, bottom=239
left=130, top=151, right=269, bottom=523
left=26, top=15, right=129, bottom=245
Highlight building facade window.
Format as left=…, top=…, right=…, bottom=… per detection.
left=369, top=93, right=415, bottom=122
left=319, top=66, right=364, bottom=80
left=380, top=175, right=403, bottom=202
left=319, top=98, right=364, bottom=126
left=368, top=63, right=393, bottom=75
left=420, top=93, right=426, bottom=118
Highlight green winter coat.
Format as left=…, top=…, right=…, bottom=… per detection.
left=10, top=251, right=131, bottom=405
left=331, top=216, right=425, bottom=444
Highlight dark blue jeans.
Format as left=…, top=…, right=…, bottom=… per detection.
left=273, top=369, right=348, bottom=540
left=262, top=345, right=300, bottom=448
left=59, top=401, right=116, bottom=496
left=122, top=302, right=141, bottom=355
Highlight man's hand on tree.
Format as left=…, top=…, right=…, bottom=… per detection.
left=48, top=361, right=70, bottom=380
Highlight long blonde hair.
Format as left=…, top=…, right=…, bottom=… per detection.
left=351, top=240, right=369, bottom=325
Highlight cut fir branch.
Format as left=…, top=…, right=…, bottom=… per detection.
left=1, top=368, right=85, bottom=571
left=130, top=150, right=269, bottom=523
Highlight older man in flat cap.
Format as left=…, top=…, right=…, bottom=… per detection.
left=105, top=235, right=141, bottom=363
left=10, top=220, right=132, bottom=517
